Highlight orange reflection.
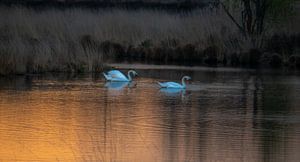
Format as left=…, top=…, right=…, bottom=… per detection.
left=0, top=76, right=299, bottom=161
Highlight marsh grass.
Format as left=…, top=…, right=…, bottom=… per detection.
left=0, top=6, right=299, bottom=74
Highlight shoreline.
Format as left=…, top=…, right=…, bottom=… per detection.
left=0, top=7, right=299, bottom=75
left=1, top=63, right=300, bottom=77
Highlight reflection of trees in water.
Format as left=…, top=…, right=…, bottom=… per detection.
left=159, top=93, right=196, bottom=161
left=159, top=72, right=299, bottom=161
left=259, top=76, right=297, bottom=161
left=0, top=76, right=32, bottom=90
left=1, top=71, right=299, bottom=161
left=240, top=74, right=300, bottom=161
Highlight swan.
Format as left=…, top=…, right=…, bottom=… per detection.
left=158, top=76, right=191, bottom=89
left=103, top=70, right=138, bottom=82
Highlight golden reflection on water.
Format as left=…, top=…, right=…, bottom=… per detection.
left=0, top=81, right=167, bottom=161
left=0, top=72, right=299, bottom=161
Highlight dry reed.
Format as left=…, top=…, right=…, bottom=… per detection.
left=0, top=6, right=299, bottom=74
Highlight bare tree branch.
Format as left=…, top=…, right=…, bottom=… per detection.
left=219, top=2, right=247, bottom=36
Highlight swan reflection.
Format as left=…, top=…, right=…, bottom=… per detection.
left=105, top=81, right=136, bottom=90
left=105, top=82, right=129, bottom=90
left=159, top=88, right=186, bottom=97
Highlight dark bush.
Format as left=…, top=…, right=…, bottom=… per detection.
left=125, top=45, right=137, bottom=60
left=222, top=53, right=227, bottom=66
left=150, top=47, right=161, bottom=61
left=230, top=53, right=240, bottom=66
left=260, top=52, right=282, bottom=68
left=139, top=39, right=153, bottom=48
left=181, top=44, right=196, bottom=61
left=240, top=49, right=262, bottom=67
left=288, top=55, right=300, bottom=68
left=248, top=49, right=262, bottom=66
left=266, top=34, right=300, bottom=56
left=203, top=46, right=218, bottom=66
left=269, top=54, right=282, bottom=68
left=100, top=41, right=125, bottom=60
left=173, top=46, right=183, bottom=61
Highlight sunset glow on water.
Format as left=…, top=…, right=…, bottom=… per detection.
left=0, top=67, right=300, bottom=161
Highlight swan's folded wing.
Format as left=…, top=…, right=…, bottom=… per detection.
left=158, top=82, right=168, bottom=88
left=165, top=82, right=182, bottom=88
left=107, top=70, right=128, bottom=80
left=103, top=73, right=112, bottom=80
left=158, top=82, right=182, bottom=88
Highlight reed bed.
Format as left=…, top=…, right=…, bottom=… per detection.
left=0, top=6, right=299, bottom=74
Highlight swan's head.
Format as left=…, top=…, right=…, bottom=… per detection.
left=183, top=76, right=191, bottom=80
left=132, top=71, right=138, bottom=76
left=129, top=70, right=138, bottom=76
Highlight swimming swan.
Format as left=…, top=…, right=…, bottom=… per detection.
left=103, top=70, right=138, bottom=82
left=158, top=76, right=191, bottom=89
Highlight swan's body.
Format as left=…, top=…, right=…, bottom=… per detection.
left=103, top=70, right=137, bottom=82
left=160, top=88, right=184, bottom=94
left=158, top=76, right=191, bottom=89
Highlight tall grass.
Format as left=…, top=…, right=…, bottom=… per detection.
left=0, top=6, right=299, bottom=74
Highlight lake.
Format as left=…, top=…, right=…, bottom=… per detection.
left=0, top=64, right=299, bottom=161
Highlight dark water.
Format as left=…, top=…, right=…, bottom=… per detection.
left=0, top=65, right=300, bottom=161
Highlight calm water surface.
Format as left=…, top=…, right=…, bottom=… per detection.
left=0, top=65, right=300, bottom=161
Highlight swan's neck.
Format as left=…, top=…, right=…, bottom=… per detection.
left=181, top=77, right=186, bottom=88
left=127, top=71, right=133, bottom=81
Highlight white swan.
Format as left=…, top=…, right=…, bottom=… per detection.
left=158, top=76, right=191, bottom=89
left=103, top=70, right=138, bottom=82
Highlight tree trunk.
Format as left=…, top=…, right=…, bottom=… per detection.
left=217, top=0, right=268, bottom=37
left=242, top=0, right=253, bottom=35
